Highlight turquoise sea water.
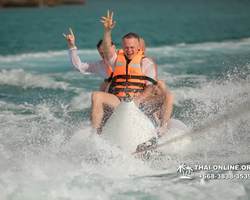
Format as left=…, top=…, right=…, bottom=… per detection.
left=1, top=0, right=250, bottom=199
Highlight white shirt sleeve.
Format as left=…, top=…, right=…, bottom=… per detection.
left=106, top=53, right=117, bottom=72
left=68, top=49, right=109, bottom=78
left=141, top=58, right=156, bottom=86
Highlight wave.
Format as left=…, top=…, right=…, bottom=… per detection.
left=69, top=89, right=92, bottom=111
left=172, top=77, right=250, bottom=112
left=0, top=71, right=249, bottom=200
left=0, top=69, right=70, bottom=90
left=0, top=49, right=98, bottom=63
left=147, top=37, right=250, bottom=52
left=170, top=66, right=250, bottom=132
left=158, top=72, right=207, bottom=86
left=1, top=37, right=250, bottom=60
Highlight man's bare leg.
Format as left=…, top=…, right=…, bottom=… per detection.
left=141, top=80, right=174, bottom=132
left=155, top=80, right=174, bottom=126
left=161, top=91, right=174, bottom=126
left=91, top=91, right=120, bottom=130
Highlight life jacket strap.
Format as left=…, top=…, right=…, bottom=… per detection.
left=112, top=75, right=158, bottom=85
left=111, top=88, right=144, bottom=94
left=107, top=72, right=114, bottom=83
left=111, top=82, right=146, bottom=88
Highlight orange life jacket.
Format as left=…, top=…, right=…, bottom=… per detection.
left=104, top=60, right=113, bottom=77
left=104, top=54, right=157, bottom=82
left=109, top=49, right=157, bottom=99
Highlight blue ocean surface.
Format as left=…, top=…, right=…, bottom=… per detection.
left=0, top=0, right=250, bottom=199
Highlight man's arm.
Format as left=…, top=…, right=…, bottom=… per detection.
left=63, top=28, right=109, bottom=78
left=100, top=10, right=116, bottom=61
left=68, top=49, right=109, bottom=78
left=134, top=58, right=157, bottom=107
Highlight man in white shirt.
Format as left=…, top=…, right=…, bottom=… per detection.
left=63, top=28, right=115, bottom=90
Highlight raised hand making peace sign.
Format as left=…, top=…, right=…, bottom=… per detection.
left=63, top=28, right=75, bottom=49
left=100, top=10, right=116, bottom=31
